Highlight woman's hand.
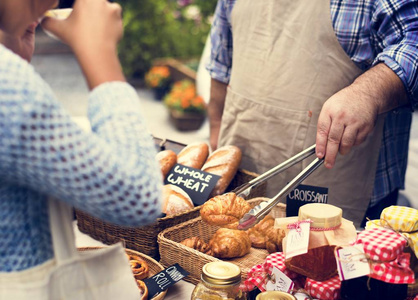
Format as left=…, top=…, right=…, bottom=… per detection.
left=41, top=0, right=123, bottom=53
left=40, top=0, right=126, bottom=89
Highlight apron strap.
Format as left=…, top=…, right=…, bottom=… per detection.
left=48, top=197, right=78, bottom=265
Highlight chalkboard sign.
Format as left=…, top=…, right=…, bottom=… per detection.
left=286, top=183, right=328, bottom=217
left=164, top=164, right=221, bottom=206
left=143, top=263, right=189, bottom=299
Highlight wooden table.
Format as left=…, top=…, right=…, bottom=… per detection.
left=73, top=221, right=195, bottom=299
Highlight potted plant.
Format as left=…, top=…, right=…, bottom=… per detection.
left=145, top=66, right=172, bottom=100
left=163, top=79, right=206, bottom=131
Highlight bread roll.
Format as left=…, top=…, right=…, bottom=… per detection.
left=200, top=192, right=251, bottom=229
left=201, top=145, right=242, bottom=197
left=162, top=184, right=194, bottom=216
left=177, top=142, right=209, bottom=169
left=128, top=256, right=149, bottom=280
left=209, top=228, right=251, bottom=258
left=135, top=279, right=148, bottom=300
left=156, top=150, right=177, bottom=179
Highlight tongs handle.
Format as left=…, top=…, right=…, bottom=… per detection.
left=233, top=144, right=317, bottom=198
left=238, top=156, right=324, bottom=230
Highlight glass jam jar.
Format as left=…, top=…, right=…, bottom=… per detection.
left=191, top=261, right=247, bottom=300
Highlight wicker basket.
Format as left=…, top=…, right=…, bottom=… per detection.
left=157, top=198, right=286, bottom=285
left=77, top=247, right=167, bottom=300
left=76, top=153, right=266, bottom=259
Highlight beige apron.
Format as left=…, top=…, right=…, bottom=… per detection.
left=0, top=198, right=140, bottom=299
left=218, top=0, right=385, bottom=227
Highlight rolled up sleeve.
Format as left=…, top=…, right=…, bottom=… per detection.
left=206, top=0, right=233, bottom=84
left=372, top=0, right=418, bottom=108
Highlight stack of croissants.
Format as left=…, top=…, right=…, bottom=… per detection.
left=156, top=142, right=242, bottom=216
left=181, top=192, right=286, bottom=259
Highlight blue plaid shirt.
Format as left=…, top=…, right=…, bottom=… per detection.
left=0, top=45, right=162, bottom=271
left=207, top=0, right=418, bottom=206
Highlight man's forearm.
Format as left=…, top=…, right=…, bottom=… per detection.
left=351, top=62, right=409, bottom=113
left=208, top=78, right=228, bottom=150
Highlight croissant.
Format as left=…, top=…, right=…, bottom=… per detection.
left=265, top=224, right=286, bottom=254
left=209, top=228, right=251, bottom=258
left=200, top=193, right=251, bottom=229
left=180, top=236, right=213, bottom=256
left=246, top=215, right=286, bottom=253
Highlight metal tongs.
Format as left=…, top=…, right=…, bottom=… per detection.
left=236, top=144, right=324, bottom=230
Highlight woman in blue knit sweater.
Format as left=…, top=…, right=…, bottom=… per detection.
left=0, top=0, right=162, bottom=281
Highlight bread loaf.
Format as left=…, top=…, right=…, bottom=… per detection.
left=201, top=145, right=242, bottom=197
left=162, top=184, right=194, bottom=216
left=156, top=150, right=177, bottom=179
left=209, top=228, right=251, bottom=258
left=177, top=142, right=209, bottom=169
left=200, top=192, right=251, bottom=229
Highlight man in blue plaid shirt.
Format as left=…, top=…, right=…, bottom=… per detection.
left=207, top=0, right=418, bottom=226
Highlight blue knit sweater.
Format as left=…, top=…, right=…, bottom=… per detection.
left=0, top=45, right=163, bottom=272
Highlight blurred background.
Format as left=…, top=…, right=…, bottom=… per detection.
left=31, top=0, right=417, bottom=209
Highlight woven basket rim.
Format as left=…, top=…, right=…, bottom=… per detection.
left=157, top=197, right=279, bottom=239
left=157, top=198, right=287, bottom=285
left=77, top=247, right=167, bottom=300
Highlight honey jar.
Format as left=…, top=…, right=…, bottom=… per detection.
left=191, top=261, right=247, bottom=300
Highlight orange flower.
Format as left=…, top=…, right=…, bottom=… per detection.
left=145, top=66, right=171, bottom=88
left=163, top=79, right=206, bottom=114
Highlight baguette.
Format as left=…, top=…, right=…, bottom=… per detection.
left=177, top=142, right=209, bottom=169
left=156, top=150, right=177, bottom=179
left=201, top=145, right=242, bottom=197
left=162, top=184, right=194, bottom=216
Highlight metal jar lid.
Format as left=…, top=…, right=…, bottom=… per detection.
left=256, top=291, right=297, bottom=300
left=201, top=262, right=241, bottom=285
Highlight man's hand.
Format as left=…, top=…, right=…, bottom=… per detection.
left=316, top=63, right=409, bottom=168
left=0, top=22, right=38, bottom=62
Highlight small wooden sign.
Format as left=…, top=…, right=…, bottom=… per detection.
left=286, top=183, right=328, bottom=217
left=164, top=164, right=221, bottom=205
left=143, top=263, right=189, bottom=299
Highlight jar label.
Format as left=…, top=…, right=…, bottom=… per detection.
left=265, top=266, right=294, bottom=293
left=335, top=244, right=370, bottom=281
left=285, top=221, right=310, bottom=259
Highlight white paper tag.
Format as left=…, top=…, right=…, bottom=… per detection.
left=285, top=221, right=310, bottom=259
left=265, top=266, right=294, bottom=293
left=335, top=244, right=370, bottom=281
left=294, top=292, right=314, bottom=300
